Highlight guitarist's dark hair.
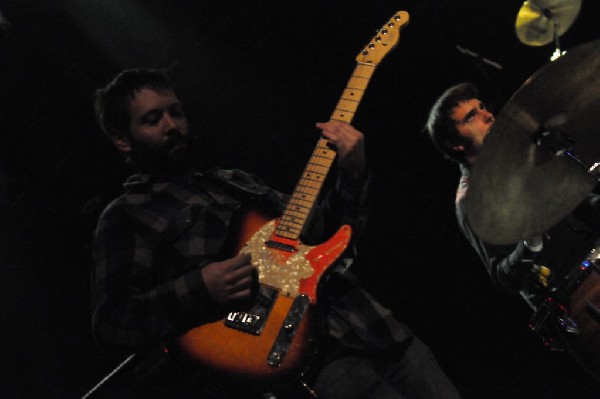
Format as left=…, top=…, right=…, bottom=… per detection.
left=94, top=68, right=181, bottom=139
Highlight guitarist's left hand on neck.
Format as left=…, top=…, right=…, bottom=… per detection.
left=316, top=121, right=366, bottom=183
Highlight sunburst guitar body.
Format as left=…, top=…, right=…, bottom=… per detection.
left=173, top=207, right=352, bottom=383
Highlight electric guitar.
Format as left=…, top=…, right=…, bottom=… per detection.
left=170, top=10, right=410, bottom=384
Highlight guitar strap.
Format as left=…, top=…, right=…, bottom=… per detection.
left=201, top=168, right=288, bottom=213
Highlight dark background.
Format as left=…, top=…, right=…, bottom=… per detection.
left=1, top=0, right=599, bottom=397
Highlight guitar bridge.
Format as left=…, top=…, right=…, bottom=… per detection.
left=224, top=286, right=278, bottom=335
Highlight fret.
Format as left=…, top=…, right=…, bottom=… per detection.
left=282, top=205, right=310, bottom=215
left=298, top=177, right=325, bottom=186
left=285, top=205, right=312, bottom=215
left=293, top=185, right=319, bottom=193
left=295, top=178, right=322, bottom=186
left=309, top=156, right=335, bottom=164
left=274, top=229, right=298, bottom=239
left=275, top=221, right=302, bottom=230
left=299, top=171, right=327, bottom=179
left=296, top=181, right=323, bottom=190
left=274, top=227, right=303, bottom=237
left=304, top=164, right=329, bottom=173
left=301, top=169, right=327, bottom=177
left=279, top=220, right=305, bottom=230
left=292, top=191, right=317, bottom=200
left=349, top=72, right=373, bottom=81
left=314, top=143, right=336, bottom=152
left=337, top=96, right=361, bottom=104
left=283, top=209, right=310, bottom=219
left=350, top=71, right=371, bottom=79
left=333, top=106, right=357, bottom=114
left=291, top=192, right=317, bottom=201
left=278, top=220, right=304, bottom=231
left=281, top=211, right=309, bottom=221
left=346, top=82, right=368, bottom=89
left=300, top=175, right=326, bottom=182
left=334, top=102, right=358, bottom=109
left=282, top=222, right=305, bottom=231
left=289, top=195, right=319, bottom=203
left=277, top=217, right=303, bottom=226
left=284, top=206, right=312, bottom=216
left=275, top=229, right=301, bottom=238
left=337, top=100, right=360, bottom=108
left=340, top=91, right=363, bottom=98
left=288, top=200, right=315, bottom=209
left=330, top=111, right=354, bottom=122
left=283, top=201, right=310, bottom=210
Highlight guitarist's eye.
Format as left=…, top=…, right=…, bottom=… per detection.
left=143, top=114, right=160, bottom=126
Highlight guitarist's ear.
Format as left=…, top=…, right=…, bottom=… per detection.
left=450, top=144, right=466, bottom=153
left=444, top=139, right=463, bottom=153
left=109, top=129, right=132, bottom=154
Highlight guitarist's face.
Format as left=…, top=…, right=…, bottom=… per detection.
left=116, top=87, right=193, bottom=174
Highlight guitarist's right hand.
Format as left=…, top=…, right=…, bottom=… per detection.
left=201, top=253, right=255, bottom=306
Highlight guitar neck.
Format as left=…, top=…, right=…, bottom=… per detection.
left=273, top=64, right=376, bottom=241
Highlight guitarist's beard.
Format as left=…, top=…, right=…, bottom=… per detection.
left=127, top=132, right=196, bottom=175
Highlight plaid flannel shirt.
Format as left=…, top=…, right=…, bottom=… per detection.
left=91, top=168, right=409, bottom=354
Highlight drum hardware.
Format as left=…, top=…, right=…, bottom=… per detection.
left=528, top=280, right=580, bottom=351
left=589, top=162, right=600, bottom=176
left=533, top=125, right=600, bottom=181
left=585, top=298, right=600, bottom=318
left=531, top=263, right=554, bottom=287
left=529, top=247, right=600, bottom=352
left=529, top=296, right=579, bottom=351
left=531, top=116, right=600, bottom=183
left=564, top=247, right=600, bottom=294
left=534, top=128, right=574, bottom=157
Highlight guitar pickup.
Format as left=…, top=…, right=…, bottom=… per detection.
left=267, top=294, right=309, bottom=368
left=265, top=240, right=296, bottom=253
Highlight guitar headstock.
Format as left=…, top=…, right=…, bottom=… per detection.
left=356, top=10, right=409, bottom=65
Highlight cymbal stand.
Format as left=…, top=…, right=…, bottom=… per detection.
left=550, top=20, right=566, bottom=61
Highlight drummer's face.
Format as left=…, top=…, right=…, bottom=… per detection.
left=451, top=99, right=494, bottom=151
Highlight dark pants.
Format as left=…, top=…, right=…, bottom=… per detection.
left=86, top=336, right=460, bottom=399
left=313, top=336, right=462, bottom=399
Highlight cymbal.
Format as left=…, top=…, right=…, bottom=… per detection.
left=515, top=0, right=582, bottom=46
left=465, top=39, right=600, bottom=245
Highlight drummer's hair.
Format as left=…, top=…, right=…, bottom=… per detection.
left=425, top=82, right=479, bottom=164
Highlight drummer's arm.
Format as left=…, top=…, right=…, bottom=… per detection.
left=484, top=242, right=539, bottom=294
left=456, top=197, right=538, bottom=294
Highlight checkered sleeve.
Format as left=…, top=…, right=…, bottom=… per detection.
left=322, top=269, right=412, bottom=353
left=91, top=200, right=214, bottom=350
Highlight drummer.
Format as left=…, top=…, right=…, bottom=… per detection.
left=424, top=82, right=600, bottom=321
